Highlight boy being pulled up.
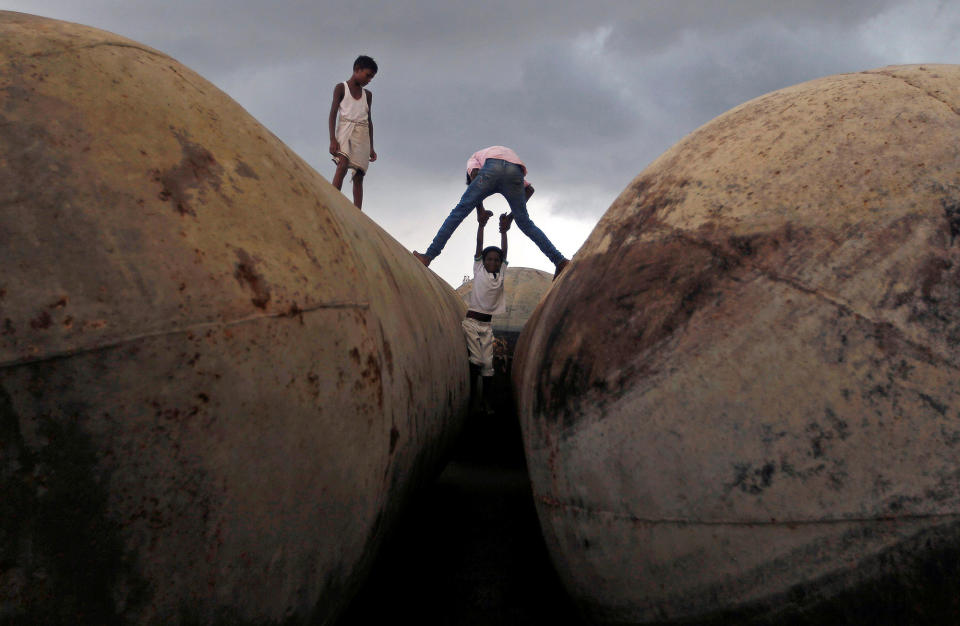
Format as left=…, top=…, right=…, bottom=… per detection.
left=462, top=208, right=512, bottom=414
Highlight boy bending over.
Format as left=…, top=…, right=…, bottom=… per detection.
left=413, top=146, right=569, bottom=278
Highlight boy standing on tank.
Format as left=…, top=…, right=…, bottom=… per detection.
left=463, top=209, right=512, bottom=414
left=328, top=55, right=377, bottom=209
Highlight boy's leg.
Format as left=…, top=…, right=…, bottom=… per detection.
left=351, top=169, right=364, bottom=210
left=481, top=375, right=495, bottom=415
left=332, top=155, right=350, bottom=191
left=422, top=166, right=498, bottom=260
left=500, top=170, right=567, bottom=266
left=468, top=363, right=481, bottom=411
left=478, top=324, right=496, bottom=414
left=462, top=318, right=486, bottom=410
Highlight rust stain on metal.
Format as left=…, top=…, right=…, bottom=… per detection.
left=29, top=311, right=52, bottom=329
left=234, top=160, right=259, bottom=180
left=282, top=301, right=305, bottom=324
left=360, top=352, right=384, bottom=408
left=233, top=249, right=271, bottom=309
left=151, top=130, right=224, bottom=217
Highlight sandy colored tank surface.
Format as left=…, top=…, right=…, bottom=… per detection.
left=0, top=12, right=467, bottom=624
left=514, top=65, right=960, bottom=624
left=456, top=266, right=552, bottom=338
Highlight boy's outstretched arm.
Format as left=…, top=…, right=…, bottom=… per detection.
left=499, top=213, right=513, bottom=262
left=475, top=208, right=490, bottom=258
left=328, top=83, right=345, bottom=156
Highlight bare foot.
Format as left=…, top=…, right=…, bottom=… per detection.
left=553, top=259, right=569, bottom=280
left=413, top=251, right=431, bottom=267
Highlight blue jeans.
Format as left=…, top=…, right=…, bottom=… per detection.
left=424, top=159, right=565, bottom=265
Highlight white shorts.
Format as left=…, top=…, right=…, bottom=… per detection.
left=333, top=121, right=370, bottom=173
left=461, top=317, right=494, bottom=377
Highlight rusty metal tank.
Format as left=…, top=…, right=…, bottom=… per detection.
left=0, top=11, right=468, bottom=624
left=513, top=65, right=960, bottom=624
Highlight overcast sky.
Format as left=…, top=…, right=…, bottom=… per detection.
left=7, top=1, right=960, bottom=286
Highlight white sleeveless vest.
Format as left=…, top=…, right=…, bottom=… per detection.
left=338, top=81, right=368, bottom=124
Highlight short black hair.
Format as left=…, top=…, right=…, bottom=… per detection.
left=481, top=246, right=503, bottom=262
left=354, top=55, right=378, bottom=73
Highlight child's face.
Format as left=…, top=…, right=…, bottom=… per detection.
left=353, top=68, right=376, bottom=86
left=483, top=251, right=503, bottom=274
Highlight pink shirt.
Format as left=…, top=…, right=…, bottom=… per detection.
left=466, top=146, right=531, bottom=187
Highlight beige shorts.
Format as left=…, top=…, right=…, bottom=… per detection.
left=461, top=317, right=494, bottom=377
left=333, top=121, right=370, bottom=173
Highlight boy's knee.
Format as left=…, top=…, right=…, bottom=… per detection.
left=512, top=213, right=533, bottom=229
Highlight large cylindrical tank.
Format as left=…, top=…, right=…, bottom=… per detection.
left=514, top=65, right=960, bottom=624
left=0, top=11, right=468, bottom=624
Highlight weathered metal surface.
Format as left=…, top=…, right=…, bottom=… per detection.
left=513, top=65, right=960, bottom=624
left=0, top=11, right=468, bottom=624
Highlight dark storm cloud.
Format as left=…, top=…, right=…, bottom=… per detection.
left=5, top=0, right=960, bottom=283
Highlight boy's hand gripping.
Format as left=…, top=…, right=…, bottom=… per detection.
left=499, top=212, right=514, bottom=232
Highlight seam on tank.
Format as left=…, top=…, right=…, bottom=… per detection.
left=750, top=265, right=954, bottom=367
left=525, top=226, right=958, bottom=444
left=863, top=70, right=960, bottom=118
left=0, top=301, right=370, bottom=369
left=755, top=266, right=955, bottom=369
left=24, top=42, right=210, bottom=94
left=534, top=493, right=960, bottom=527
left=669, top=229, right=958, bottom=370
left=24, top=41, right=170, bottom=60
